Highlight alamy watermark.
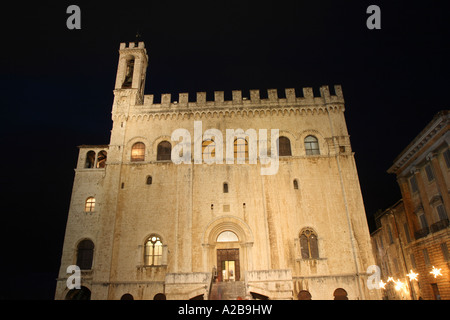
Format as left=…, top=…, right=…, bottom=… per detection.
left=66, top=265, right=81, bottom=290
left=171, top=121, right=279, bottom=176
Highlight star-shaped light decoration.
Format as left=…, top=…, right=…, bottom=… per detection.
left=406, top=270, right=419, bottom=281
left=379, top=280, right=387, bottom=289
left=394, top=280, right=404, bottom=291
left=430, top=266, right=442, bottom=278
left=387, top=277, right=394, bottom=283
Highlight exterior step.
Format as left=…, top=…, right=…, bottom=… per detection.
left=209, top=281, right=247, bottom=300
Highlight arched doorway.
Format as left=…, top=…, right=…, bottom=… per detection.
left=298, top=290, right=312, bottom=300
left=65, top=286, right=91, bottom=300
left=202, top=216, right=253, bottom=282
left=333, top=288, right=348, bottom=300
left=120, top=293, right=134, bottom=300
left=216, top=231, right=240, bottom=282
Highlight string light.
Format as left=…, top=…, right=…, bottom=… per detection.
left=379, top=280, right=387, bottom=289
left=430, top=266, right=442, bottom=278
left=406, top=270, right=419, bottom=281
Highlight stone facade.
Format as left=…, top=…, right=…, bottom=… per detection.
left=372, top=111, right=450, bottom=300
left=55, top=42, right=379, bottom=300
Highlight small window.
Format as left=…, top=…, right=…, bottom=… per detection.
left=278, top=136, right=292, bottom=156
left=304, top=136, right=320, bottom=155
left=96, top=150, right=107, bottom=168
left=293, top=179, right=299, bottom=190
left=131, top=142, right=145, bottom=162
left=85, top=197, right=95, bottom=212
left=444, top=149, right=450, bottom=168
left=423, top=249, right=431, bottom=266
left=77, top=240, right=94, bottom=270
left=144, top=235, right=163, bottom=266
left=425, top=165, right=434, bottom=182
left=387, top=225, right=394, bottom=244
left=223, top=183, right=228, bottom=193
left=234, top=138, right=248, bottom=160
left=409, top=176, right=419, bottom=193
left=300, top=228, right=319, bottom=259
left=85, top=151, right=96, bottom=168
left=157, top=141, right=172, bottom=161
left=436, top=204, right=448, bottom=221
left=441, top=243, right=449, bottom=261
left=146, top=176, right=152, bottom=185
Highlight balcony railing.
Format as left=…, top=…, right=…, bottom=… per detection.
left=430, top=219, right=449, bottom=233
left=414, top=227, right=430, bottom=240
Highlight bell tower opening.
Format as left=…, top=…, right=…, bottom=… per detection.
left=122, top=58, right=135, bottom=89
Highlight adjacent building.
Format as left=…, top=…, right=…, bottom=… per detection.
left=372, top=110, right=450, bottom=299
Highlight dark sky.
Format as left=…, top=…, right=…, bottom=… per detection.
left=0, top=1, right=449, bottom=299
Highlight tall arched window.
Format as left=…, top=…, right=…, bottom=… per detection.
left=202, top=139, right=216, bottom=161
left=157, top=141, right=172, bottom=161
left=85, top=151, right=96, bottom=168
left=304, top=135, right=320, bottom=155
left=122, top=58, right=135, bottom=89
left=131, top=142, right=145, bottom=162
left=144, top=235, right=163, bottom=266
left=234, top=138, right=248, bottom=160
left=300, top=228, right=319, bottom=259
left=96, top=150, right=107, bottom=168
left=278, top=136, right=292, bottom=156
left=77, top=240, right=94, bottom=270
left=85, top=197, right=95, bottom=212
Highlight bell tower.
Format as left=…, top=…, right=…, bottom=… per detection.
left=109, top=41, right=148, bottom=162
left=113, top=41, right=148, bottom=109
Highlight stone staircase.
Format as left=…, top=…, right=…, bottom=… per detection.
left=209, top=281, right=247, bottom=300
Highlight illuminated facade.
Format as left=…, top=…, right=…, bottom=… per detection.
left=55, top=41, right=379, bottom=300
left=372, top=111, right=450, bottom=300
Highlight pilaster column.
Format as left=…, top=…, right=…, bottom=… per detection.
left=427, top=152, right=450, bottom=213
left=412, top=167, right=434, bottom=226
left=397, top=176, right=420, bottom=236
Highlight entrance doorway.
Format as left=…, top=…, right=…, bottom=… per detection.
left=217, top=249, right=240, bottom=282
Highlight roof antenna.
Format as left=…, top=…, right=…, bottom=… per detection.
left=135, top=30, right=142, bottom=46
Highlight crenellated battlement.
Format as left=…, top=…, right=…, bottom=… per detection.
left=119, top=42, right=146, bottom=50
left=137, top=85, right=344, bottom=110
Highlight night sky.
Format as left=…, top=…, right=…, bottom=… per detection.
left=1, top=1, right=449, bottom=299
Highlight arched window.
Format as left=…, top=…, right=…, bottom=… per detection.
left=157, top=141, right=172, bottom=161
left=144, top=235, right=163, bottom=266
left=85, top=151, right=96, bottom=168
left=146, top=175, right=152, bottom=185
left=217, top=231, right=239, bottom=242
left=131, top=142, right=145, bottom=162
left=223, top=182, right=229, bottom=193
left=234, top=138, right=248, bottom=160
left=202, top=139, right=216, bottom=161
left=300, top=228, right=319, bottom=259
left=96, top=150, right=107, bottom=168
left=77, top=240, right=94, bottom=270
left=304, top=135, right=320, bottom=155
left=122, top=58, right=135, bottom=89
left=278, top=136, right=292, bottom=156
left=85, top=197, right=95, bottom=212
left=293, top=179, right=299, bottom=190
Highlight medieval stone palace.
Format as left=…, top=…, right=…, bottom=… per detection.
left=55, top=41, right=379, bottom=300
